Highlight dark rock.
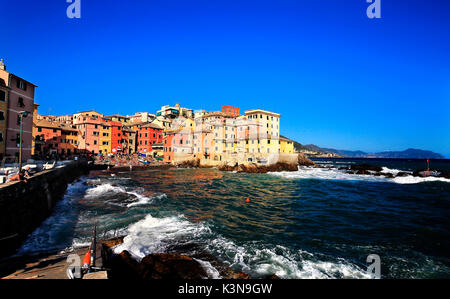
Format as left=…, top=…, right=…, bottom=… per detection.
left=439, top=171, right=450, bottom=179
left=140, top=253, right=208, bottom=279
left=396, top=172, right=409, bottom=177
left=106, top=250, right=142, bottom=280
left=176, top=159, right=200, bottom=168
left=229, top=272, right=250, bottom=279
left=219, top=162, right=298, bottom=173
left=298, top=154, right=315, bottom=166
left=383, top=173, right=394, bottom=178
left=263, top=274, right=280, bottom=279
left=350, top=164, right=383, bottom=172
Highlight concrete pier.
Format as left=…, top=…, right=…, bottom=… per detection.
left=0, top=161, right=107, bottom=259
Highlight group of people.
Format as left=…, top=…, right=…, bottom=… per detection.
left=6, top=166, right=33, bottom=183
left=95, top=153, right=165, bottom=167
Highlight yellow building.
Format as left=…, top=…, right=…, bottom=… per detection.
left=244, top=109, right=281, bottom=158
left=104, top=114, right=130, bottom=125
left=279, top=136, right=295, bottom=154
left=0, top=83, right=9, bottom=160
left=99, top=122, right=111, bottom=155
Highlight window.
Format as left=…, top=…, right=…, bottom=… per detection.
left=17, top=80, right=27, bottom=91
left=18, top=97, right=25, bottom=107
left=0, top=132, right=3, bottom=143
left=0, top=111, right=4, bottom=121
left=0, top=90, right=5, bottom=102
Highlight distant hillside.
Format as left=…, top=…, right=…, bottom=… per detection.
left=292, top=140, right=445, bottom=159
left=367, top=148, right=446, bottom=159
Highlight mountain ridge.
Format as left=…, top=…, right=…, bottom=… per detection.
left=292, top=141, right=446, bottom=159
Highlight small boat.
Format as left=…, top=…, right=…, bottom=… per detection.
left=138, top=158, right=150, bottom=164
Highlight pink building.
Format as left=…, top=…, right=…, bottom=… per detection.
left=0, top=60, right=37, bottom=162
left=75, top=117, right=103, bottom=155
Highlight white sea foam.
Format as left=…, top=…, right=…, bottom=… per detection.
left=194, top=258, right=222, bottom=279
left=391, top=175, right=450, bottom=184
left=206, top=237, right=371, bottom=279
left=113, top=214, right=211, bottom=260
left=126, top=193, right=167, bottom=208
left=84, top=183, right=127, bottom=198
left=85, top=182, right=167, bottom=207
left=269, top=167, right=450, bottom=185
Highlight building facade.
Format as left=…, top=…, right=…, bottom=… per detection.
left=0, top=81, right=9, bottom=160
left=0, top=60, right=37, bottom=162
left=137, top=123, right=163, bottom=155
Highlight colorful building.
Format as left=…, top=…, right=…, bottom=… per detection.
left=0, top=59, right=37, bottom=162
left=33, top=119, right=79, bottom=157
left=99, top=122, right=112, bottom=155
left=122, top=127, right=136, bottom=154
left=137, top=122, right=163, bottom=155
left=279, top=135, right=295, bottom=154
left=105, top=120, right=124, bottom=154
left=75, top=117, right=103, bottom=155
left=128, top=112, right=155, bottom=124
left=104, top=114, right=130, bottom=125
left=0, top=78, right=9, bottom=160
left=73, top=110, right=103, bottom=125
left=221, top=105, right=240, bottom=117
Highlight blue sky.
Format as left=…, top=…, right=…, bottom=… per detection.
left=1, top=0, right=449, bottom=156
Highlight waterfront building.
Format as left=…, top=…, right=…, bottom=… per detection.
left=58, top=123, right=79, bottom=156
left=137, top=122, right=163, bottom=155
left=122, top=126, right=136, bottom=154
left=279, top=135, right=295, bottom=154
left=75, top=116, right=103, bottom=154
left=99, top=122, right=112, bottom=155
left=243, top=109, right=281, bottom=163
left=105, top=120, right=124, bottom=154
left=33, top=119, right=61, bottom=156
left=33, top=119, right=78, bottom=157
left=0, top=59, right=37, bottom=162
left=0, top=79, right=9, bottom=160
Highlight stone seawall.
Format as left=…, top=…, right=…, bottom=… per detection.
left=0, top=161, right=106, bottom=259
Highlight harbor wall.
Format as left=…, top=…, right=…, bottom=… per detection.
left=0, top=161, right=103, bottom=259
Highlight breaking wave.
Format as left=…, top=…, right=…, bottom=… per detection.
left=112, top=214, right=372, bottom=279
left=269, top=167, right=450, bottom=184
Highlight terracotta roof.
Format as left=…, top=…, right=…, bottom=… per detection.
left=279, top=135, right=294, bottom=142
left=35, top=119, right=78, bottom=132
left=141, top=122, right=163, bottom=130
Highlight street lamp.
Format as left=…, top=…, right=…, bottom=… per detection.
left=18, top=111, right=29, bottom=172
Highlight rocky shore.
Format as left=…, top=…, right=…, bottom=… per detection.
left=321, top=163, right=450, bottom=179
left=101, top=237, right=277, bottom=280
left=175, top=153, right=314, bottom=174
